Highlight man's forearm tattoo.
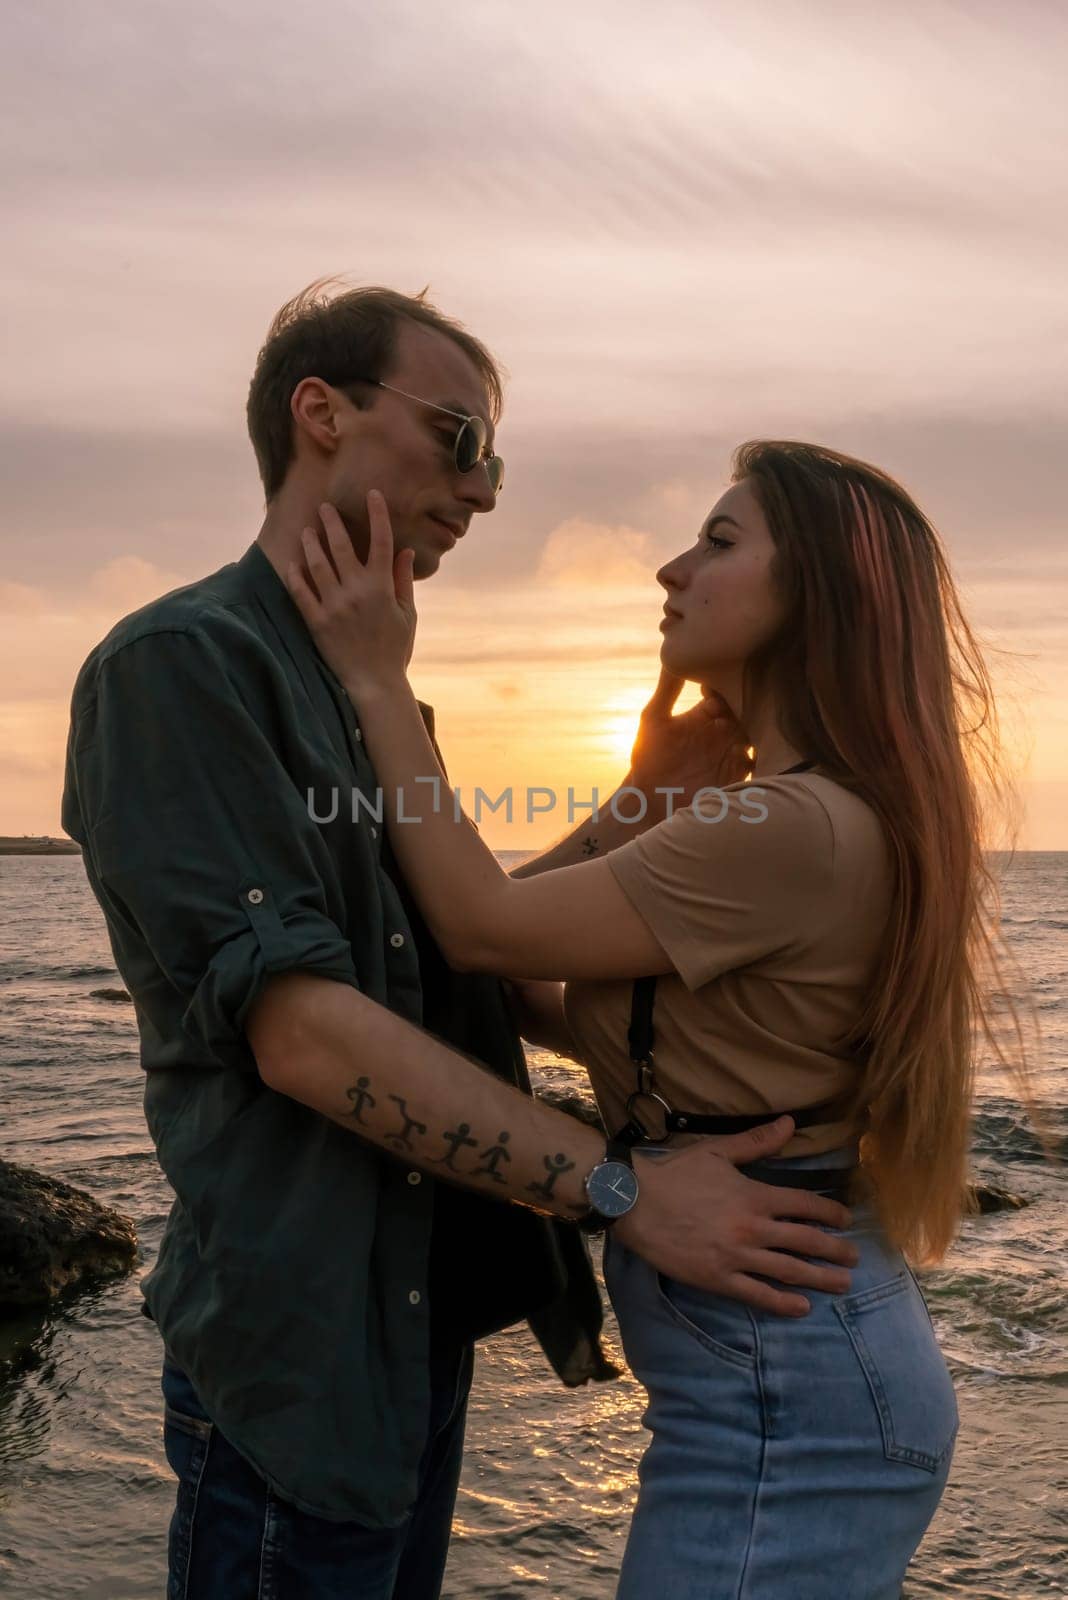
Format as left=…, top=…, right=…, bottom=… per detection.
left=341, top=1076, right=583, bottom=1205
left=527, top=1151, right=576, bottom=1201
left=473, top=1131, right=512, bottom=1182
left=345, top=1076, right=376, bottom=1125
left=431, top=1121, right=479, bottom=1170
left=385, top=1094, right=427, bottom=1153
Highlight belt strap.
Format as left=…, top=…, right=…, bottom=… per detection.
left=612, top=1099, right=853, bottom=1149
left=738, top=1161, right=856, bottom=1198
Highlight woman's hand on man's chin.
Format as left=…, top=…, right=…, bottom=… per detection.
left=283, top=493, right=418, bottom=701
left=623, top=668, right=750, bottom=822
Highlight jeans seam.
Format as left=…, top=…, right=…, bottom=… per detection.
left=179, top=1426, right=213, bottom=1600
left=257, top=1485, right=277, bottom=1600
left=736, top=1313, right=770, bottom=1600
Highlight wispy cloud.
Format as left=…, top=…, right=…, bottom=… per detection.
left=1, top=0, right=1065, bottom=838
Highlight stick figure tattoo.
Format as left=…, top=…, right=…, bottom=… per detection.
left=528, top=1151, right=576, bottom=1201
left=581, top=835, right=600, bottom=857
left=473, top=1131, right=512, bottom=1183
left=345, top=1076, right=375, bottom=1126
left=386, top=1094, right=427, bottom=1153
left=432, top=1122, right=479, bottom=1171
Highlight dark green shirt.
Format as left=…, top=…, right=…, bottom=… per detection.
left=61, top=540, right=609, bottom=1527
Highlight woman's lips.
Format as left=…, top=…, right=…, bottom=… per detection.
left=660, top=608, right=682, bottom=629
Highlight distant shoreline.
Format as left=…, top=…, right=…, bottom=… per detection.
left=0, top=836, right=1062, bottom=860
left=0, top=837, right=81, bottom=856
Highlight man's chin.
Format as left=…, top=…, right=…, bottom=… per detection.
left=410, top=547, right=442, bottom=581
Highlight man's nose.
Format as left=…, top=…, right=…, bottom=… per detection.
left=455, top=463, right=499, bottom=514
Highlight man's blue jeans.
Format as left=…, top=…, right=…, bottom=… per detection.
left=160, top=1338, right=475, bottom=1600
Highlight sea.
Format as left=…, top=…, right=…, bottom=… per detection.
left=0, top=851, right=1065, bottom=1599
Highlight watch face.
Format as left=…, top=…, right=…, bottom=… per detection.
left=586, top=1159, right=639, bottom=1219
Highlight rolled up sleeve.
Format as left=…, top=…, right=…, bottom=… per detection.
left=67, top=625, right=360, bottom=1069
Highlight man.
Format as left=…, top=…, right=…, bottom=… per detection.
left=61, top=281, right=857, bottom=1599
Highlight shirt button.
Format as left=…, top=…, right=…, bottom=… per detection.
left=354, top=727, right=363, bottom=742
left=408, top=1289, right=422, bottom=1306
left=370, top=826, right=378, bottom=839
left=389, top=932, right=405, bottom=949
left=247, top=888, right=264, bottom=905
left=407, top=1170, right=421, bottom=1186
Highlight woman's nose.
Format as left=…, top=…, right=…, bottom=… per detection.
left=657, top=553, right=689, bottom=590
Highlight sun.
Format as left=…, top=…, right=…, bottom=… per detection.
left=600, top=688, right=657, bottom=766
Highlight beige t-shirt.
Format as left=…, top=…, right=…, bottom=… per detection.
left=562, top=772, right=894, bottom=1156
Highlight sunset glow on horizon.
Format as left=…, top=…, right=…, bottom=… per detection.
left=3, top=1, right=1066, bottom=848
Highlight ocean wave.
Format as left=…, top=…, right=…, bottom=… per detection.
left=947, top=1356, right=1068, bottom=1384
left=0, top=962, right=117, bottom=981
left=971, top=1099, right=1067, bottom=1163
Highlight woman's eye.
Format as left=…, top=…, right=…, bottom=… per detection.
left=704, top=534, right=732, bottom=551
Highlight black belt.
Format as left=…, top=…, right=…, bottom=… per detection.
left=736, top=1160, right=857, bottom=1199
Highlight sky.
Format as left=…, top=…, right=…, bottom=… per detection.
left=2, top=0, right=1066, bottom=847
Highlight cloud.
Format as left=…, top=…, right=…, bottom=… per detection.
left=535, top=519, right=659, bottom=589
left=0, top=580, right=47, bottom=616
left=4, top=0, right=1065, bottom=237
left=0, top=557, right=197, bottom=702
left=0, top=0, right=1065, bottom=836
left=85, top=555, right=189, bottom=615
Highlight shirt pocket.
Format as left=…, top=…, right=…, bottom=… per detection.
left=834, top=1271, right=959, bottom=1473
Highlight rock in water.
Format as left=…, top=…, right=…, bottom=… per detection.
left=89, top=987, right=132, bottom=1003
left=968, top=1181, right=1029, bottom=1214
left=0, top=1160, right=137, bottom=1311
left=536, top=1086, right=605, bottom=1130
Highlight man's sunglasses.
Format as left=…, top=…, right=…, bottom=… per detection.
left=347, top=378, right=504, bottom=496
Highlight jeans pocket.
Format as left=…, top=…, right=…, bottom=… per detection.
left=161, top=1356, right=215, bottom=1443
left=654, top=1274, right=758, bottom=1369
left=835, top=1271, right=959, bottom=1473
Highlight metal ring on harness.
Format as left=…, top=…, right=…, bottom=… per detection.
left=624, top=1089, right=675, bottom=1141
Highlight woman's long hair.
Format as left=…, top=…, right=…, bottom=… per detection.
left=734, top=440, right=1041, bottom=1264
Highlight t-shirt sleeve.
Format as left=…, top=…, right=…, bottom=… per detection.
left=605, top=780, right=835, bottom=991
left=62, top=625, right=361, bottom=1069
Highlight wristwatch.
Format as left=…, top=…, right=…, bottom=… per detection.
left=576, top=1139, right=639, bottom=1233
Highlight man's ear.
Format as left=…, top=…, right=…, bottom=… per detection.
left=290, top=377, right=347, bottom=458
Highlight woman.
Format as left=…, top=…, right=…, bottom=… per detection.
left=284, top=441, right=1034, bottom=1599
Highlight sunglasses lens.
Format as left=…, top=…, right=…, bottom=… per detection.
left=454, top=418, right=484, bottom=473
left=454, top=419, right=503, bottom=493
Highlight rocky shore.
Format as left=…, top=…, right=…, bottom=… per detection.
left=0, top=1159, right=137, bottom=1313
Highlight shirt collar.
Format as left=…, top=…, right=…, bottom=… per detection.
left=234, top=541, right=436, bottom=741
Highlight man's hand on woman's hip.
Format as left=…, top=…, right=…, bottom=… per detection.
left=613, top=1116, right=859, bottom=1316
